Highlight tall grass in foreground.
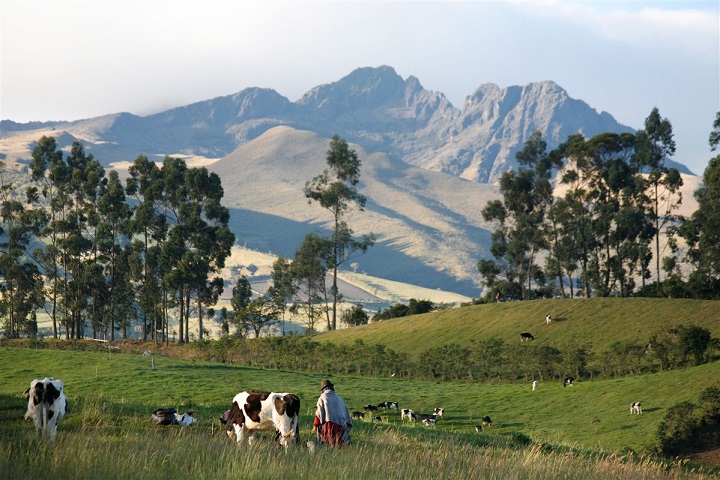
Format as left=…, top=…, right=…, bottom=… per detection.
left=0, top=420, right=714, bottom=480
left=0, top=429, right=712, bottom=480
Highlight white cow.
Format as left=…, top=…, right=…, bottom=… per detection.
left=401, top=408, right=416, bottom=421
left=532, top=380, right=539, bottom=391
left=151, top=408, right=197, bottom=426
left=24, top=377, right=67, bottom=441
left=630, top=402, right=642, bottom=414
left=225, top=391, right=300, bottom=446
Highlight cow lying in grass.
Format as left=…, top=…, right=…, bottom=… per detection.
left=151, top=407, right=197, bottom=426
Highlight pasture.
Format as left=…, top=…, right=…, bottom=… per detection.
left=317, top=298, right=720, bottom=359
left=1, top=346, right=718, bottom=479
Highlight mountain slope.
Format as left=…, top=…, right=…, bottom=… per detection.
left=3, top=65, right=680, bottom=184
left=210, top=126, right=499, bottom=296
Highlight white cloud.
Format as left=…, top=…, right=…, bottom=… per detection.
left=505, top=0, right=718, bottom=59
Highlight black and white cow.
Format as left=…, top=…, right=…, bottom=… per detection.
left=401, top=408, right=416, bottom=421
left=351, top=411, right=366, bottom=420
left=481, top=416, right=492, bottom=427
left=24, top=377, right=67, bottom=441
left=563, top=376, right=574, bottom=387
left=520, top=332, right=535, bottom=342
left=225, top=391, right=300, bottom=446
left=630, top=402, right=642, bottom=414
left=546, top=314, right=552, bottom=324
left=419, top=413, right=437, bottom=423
left=422, top=417, right=436, bottom=427
left=378, top=401, right=398, bottom=411
left=432, top=407, right=444, bottom=419
left=363, top=404, right=378, bottom=412
left=151, top=407, right=197, bottom=426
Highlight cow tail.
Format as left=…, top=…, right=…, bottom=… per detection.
left=293, top=414, right=300, bottom=444
left=41, top=403, right=49, bottom=436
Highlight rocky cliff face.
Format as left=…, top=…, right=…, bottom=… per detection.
left=3, top=65, right=666, bottom=183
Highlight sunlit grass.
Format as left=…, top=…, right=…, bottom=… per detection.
left=2, top=346, right=719, bottom=478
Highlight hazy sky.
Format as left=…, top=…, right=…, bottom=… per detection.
left=2, top=0, right=718, bottom=175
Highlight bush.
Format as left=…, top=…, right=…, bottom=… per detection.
left=656, top=401, right=702, bottom=456
left=657, top=387, right=720, bottom=457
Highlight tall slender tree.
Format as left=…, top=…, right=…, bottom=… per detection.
left=267, top=255, right=297, bottom=336
left=680, top=112, right=720, bottom=297
left=304, top=135, right=374, bottom=330
left=27, top=136, right=68, bottom=337
left=635, top=108, right=682, bottom=292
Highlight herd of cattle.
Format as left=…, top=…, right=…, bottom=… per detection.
left=21, top=375, right=642, bottom=445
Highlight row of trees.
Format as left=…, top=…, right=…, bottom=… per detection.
left=175, top=323, right=716, bottom=382
left=479, top=109, right=720, bottom=300
left=0, top=132, right=374, bottom=340
left=0, top=137, right=235, bottom=341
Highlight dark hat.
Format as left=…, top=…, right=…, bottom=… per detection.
left=320, top=379, right=334, bottom=391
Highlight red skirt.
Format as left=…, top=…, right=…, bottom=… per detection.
left=320, top=421, right=344, bottom=446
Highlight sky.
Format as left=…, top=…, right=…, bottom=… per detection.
left=2, top=0, right=718, bottom=176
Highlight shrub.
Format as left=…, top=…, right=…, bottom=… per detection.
left=656, top=401, right=702, bottom=456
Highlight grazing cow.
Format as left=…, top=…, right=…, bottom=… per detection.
left=24, top=377, right=67, bottom=441
left=422, top=417, right=436, bottom=428
left=151, top=408, right=197, bottom=426
left=475, top=425, right=483, bottom=432
left=419, top=413, right=436, bottom=423
left=220, top=409, right=231, bottom=425
left=563, top=376, right=574, bottom=388
left=432, top=407, right=444, bottom=419
left=363, top=404, right=378, bottom=412
left=351, top=411, right=366, bottom=420
left=520, top=332, right=534, bottom=342
left=546, top=314, right=552, bottom=324
left=532, top=380, right=539, bottom=391
left=401, top=409, right=416, bottom=422
left=481, top=416, right=492, bottom=427
left=378, top=401, right=398, bottom=411
left=630, top=402, right=642, bottom=415
left=225, top=391, right=300, bottom=446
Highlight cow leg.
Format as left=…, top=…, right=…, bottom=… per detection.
left=234, top=424, right=244, bottom=444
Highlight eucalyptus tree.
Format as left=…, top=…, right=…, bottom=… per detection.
left=92, top=170, right=133, bottom=339
left=230, top=275, right=253, bottom=337
left=304, top=135, right=374, bottom=330
left=635, top=108, right=682, bottom=292
left=60, top=141, right=106, bottom=338
left=136, top=158, right=231, bottom=343
left=27, top=136, right=68, bottom=337
left=479, top=131, right=560, bottom=300
left=267, top=255, right=297, bottom=335
left=710, top=111, right=720, bottom=151
left=291, top=232, right=333, bottom=332
left=237, top=296, right=281, bottom=338
left=125, top=155, right=166, bottom=341
left=0, top=163, right=46, bottom=337
left=680, top=120, right=720, bottom=297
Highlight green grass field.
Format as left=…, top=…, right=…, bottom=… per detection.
left=1, top=345, right=718, bottom=478
left=1, top=298, right=719, bottom=478
left=316, top=298, right=720, bottom=359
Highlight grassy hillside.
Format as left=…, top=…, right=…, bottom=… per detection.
left=1, top=346, right=718, bottom=460
left=317, top=298, right=720, bottom=359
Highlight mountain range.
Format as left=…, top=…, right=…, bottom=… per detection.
left=0, top=66, right=698, bottom=298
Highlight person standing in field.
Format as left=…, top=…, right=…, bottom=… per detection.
left=312, top=379, right=352, bottom=446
